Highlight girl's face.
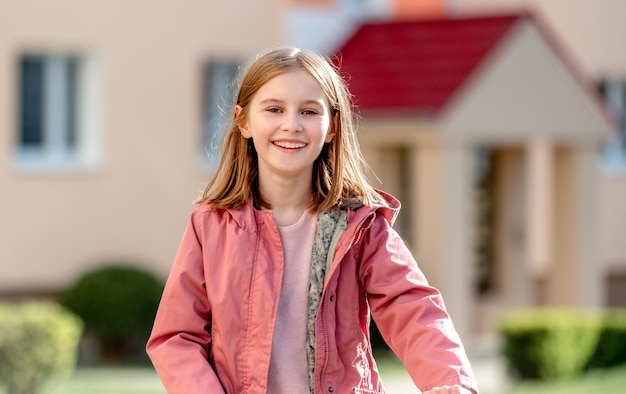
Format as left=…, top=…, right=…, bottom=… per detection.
left=237, top=69, right=335, bottom=184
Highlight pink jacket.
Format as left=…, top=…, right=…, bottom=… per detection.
left=147, top=192, right=478, bottom=393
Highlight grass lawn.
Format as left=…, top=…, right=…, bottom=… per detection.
left=505, top=364, right=626, bottom=394
left=1, top=362, right=623, bottom=394
left=42, top=366, right=166, bottom=394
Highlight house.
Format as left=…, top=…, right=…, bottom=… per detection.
left=331, top=13, right=618, bottom=336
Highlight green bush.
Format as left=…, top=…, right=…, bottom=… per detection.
left=0, top=301, right=83, bottom=394
left=58, top=264, right=164, bottom=360
left=587, top=309, right=626, bottom=369
left=499, top=309, right=601, bottom=380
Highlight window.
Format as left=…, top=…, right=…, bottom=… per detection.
left=200, top=59, right=241, bottom=170
left=15, top=53, right=100, bottom=172
left=598, top=78, right=626, bottom=172
left=474, top=147, right=496, bottom=295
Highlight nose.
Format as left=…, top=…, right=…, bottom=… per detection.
left=281, top=112, right=303, bottom=132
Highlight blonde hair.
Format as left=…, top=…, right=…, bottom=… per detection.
left=196, top=47, right=381, bottom=211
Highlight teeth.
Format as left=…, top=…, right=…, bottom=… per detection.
left=273, top=141, right=306, bottom=149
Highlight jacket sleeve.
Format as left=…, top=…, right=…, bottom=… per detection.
left=146, top=211, right=226, bottom=394
left=358, top=215, right=479, bottom=394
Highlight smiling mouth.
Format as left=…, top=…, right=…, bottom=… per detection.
left=273, top=141, right=307, bottom=149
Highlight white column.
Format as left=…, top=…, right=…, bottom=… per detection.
left=525, top=138, right=554, bottom=279
left=441, top=145, right=475, bottom=339
left=575, top=147, right=602, bottom=307
left=411, top=144, right=444, bottom=286
left=361, top=145, right=383, bottom=187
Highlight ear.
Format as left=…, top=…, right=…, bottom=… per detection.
left=235, top=105, right=251, bottom=138
left=325, top=130, right=336, bottom=143
left=325, top=113, right=338, bottom=143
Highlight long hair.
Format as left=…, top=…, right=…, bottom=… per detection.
left=196, top=47, right=382, bottom=211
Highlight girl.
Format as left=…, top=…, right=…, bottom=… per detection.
left=147, top=47, right=478, bottom=394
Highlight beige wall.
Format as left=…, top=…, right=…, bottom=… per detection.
left=0, top=1, right=281, bottom=292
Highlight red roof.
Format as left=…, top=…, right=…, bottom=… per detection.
left=334, top=15, right=522, bottom=115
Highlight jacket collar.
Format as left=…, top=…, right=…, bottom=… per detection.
left=213, top=189, right=401, bottom=231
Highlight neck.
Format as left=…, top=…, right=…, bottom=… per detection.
left=259, top=173, right=313, bottom=226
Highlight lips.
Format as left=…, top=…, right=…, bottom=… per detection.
left=272, top=141, right=307, bottom=149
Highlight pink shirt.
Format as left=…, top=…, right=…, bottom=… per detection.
left=267, top=211, right=317, bottom=393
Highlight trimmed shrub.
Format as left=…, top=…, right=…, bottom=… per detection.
left=59, top=264, right=164, bottom=360
left=499, top=308, right=601, bottom=380
left=0, top=301, right=83, bottom=394
left=588, top=309, right=626, bottom=369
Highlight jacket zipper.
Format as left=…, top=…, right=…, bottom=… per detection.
left=352, top=213, right=375, bottom=248
left=318, top=210, right=375, bottom=392
left=319, top=211, right=347, bottom=392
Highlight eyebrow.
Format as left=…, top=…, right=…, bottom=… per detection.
left=258, top=98, right=325, bottom=107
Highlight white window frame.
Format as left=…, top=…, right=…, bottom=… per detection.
left=14, top=53, right=101, bottom=173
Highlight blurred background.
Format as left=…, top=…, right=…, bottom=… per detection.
left=1, top=0, right=625, bottom=393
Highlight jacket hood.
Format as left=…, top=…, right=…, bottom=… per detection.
left=342, top=189, right=401, bottom=228
left=369, top=189, right=401, bottom=226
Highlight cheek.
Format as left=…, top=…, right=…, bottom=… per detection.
left=317, top=117, right=332, bottom=137
left=245, top=115, right=272, bottom=138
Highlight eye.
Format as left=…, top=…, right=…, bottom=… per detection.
left=267, top=107, right=282, bottom=113
left=302, top=109, right=319, bottom=115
